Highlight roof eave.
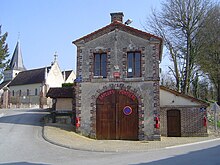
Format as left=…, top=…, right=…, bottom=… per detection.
left=72, top=21, right=163, bottom=47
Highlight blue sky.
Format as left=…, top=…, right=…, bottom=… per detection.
left=1, top=0, right=164, bottom=71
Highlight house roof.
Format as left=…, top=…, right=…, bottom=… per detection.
left=0, top=81, right=11, bottom=90
left=46, top=87, right=73, bottom=98
left=160, top=86, right=209, bottom=106
left=62, top=70, right=72, bottom=81
left=72, top=21, right=163, bottom=60
left=9, top=41, right=26, bottom=71
left=9, top=67, right=51, bottom=86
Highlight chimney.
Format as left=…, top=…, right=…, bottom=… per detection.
left=110, top=12, right=124, bottom=23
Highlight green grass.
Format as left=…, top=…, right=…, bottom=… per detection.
left=208, top=116, right=220, bottom=128
left=218, top=121, right=220, bottom=128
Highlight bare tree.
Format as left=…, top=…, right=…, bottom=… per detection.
left=146, top=0, right=211, bottom=94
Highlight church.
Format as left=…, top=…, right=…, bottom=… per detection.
left=0, top=41, right=75, bottom=108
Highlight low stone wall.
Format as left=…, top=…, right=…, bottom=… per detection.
left=45, top=111, right=74, bottom=125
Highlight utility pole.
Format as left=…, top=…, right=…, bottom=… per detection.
left=211, top=102, right=220, bottom=131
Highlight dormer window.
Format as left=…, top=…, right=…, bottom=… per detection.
left=94, top=53, right=107, bottom=78
left=127, top=52, right=141, bottom=78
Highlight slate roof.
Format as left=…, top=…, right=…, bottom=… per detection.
left=9, top=41, right=26, bottom=71
left=73, top=21, right=163, bottom=60
left=9, top=67, right=51, bottom=86
left=160, top=86, right=209, bottom=106
left=0, top=81, right=11, bottom=90
left=62, top=70, right=72, bottom=81
left=46, top=87, right=74, bottom=98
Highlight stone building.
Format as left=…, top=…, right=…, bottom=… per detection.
left=0, top=41, right=26, bottom=108
left=73, top=12, right=163, bottom=140
left=46, top=87, right=74, bottom=112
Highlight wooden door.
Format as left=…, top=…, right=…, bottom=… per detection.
left=117, top=94, right=138, bottom=140
left=96, top=93, right=116, bottom=139
left=96, top=90, right=138, bottom=140
left=167, top=110, right=181, bottom=137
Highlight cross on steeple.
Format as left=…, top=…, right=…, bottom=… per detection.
left=54, top=51, right=58, bottom=62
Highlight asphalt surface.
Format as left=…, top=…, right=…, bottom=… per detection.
left=43, top=122, right=220, bottom=152
left=0, top=109, right=220, bottom=165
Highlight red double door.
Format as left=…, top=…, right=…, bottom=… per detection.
left=96, top=90, right=138, bottom=140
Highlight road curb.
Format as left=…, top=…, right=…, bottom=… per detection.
left=41, top=124, right=114, bottom=152
left=165, top=138, right=220, bottom=149
left=41, top=123, right=220, bottom=153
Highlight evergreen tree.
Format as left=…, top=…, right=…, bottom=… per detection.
left=0, top=25, right=10, bottom=81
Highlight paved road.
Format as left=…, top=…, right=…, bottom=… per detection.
left=0, top=109, right=220, bottom=165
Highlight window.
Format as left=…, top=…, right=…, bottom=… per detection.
left=127, top=52, right=141, bottom=78
left=94, top=53, right=107, bottom=78
left=12, top=90, right=15, bottom=96
left=27, top=89, right=30, bottom=96
left=19, top=90, right=21, bottom=96
left=35, top=88, right=38, bottom=95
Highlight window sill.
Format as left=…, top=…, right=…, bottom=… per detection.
left=124, top=77, right=144, bottom=81
left=93, top=76, right=104, bottom=79
left=91, top=76, right=109, bottom=83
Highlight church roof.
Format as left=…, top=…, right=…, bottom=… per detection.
left=9, top=41, right=26, bottom=71
left=9, top=67, right=51, bottom=86
left=0, top=81, right=11, bottom=90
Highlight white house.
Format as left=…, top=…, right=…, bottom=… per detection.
left=62, top=70, right=76, bottom=83
left=0, top=40, right=75, bottom=108
left=8, top=60, right=64, bottom=108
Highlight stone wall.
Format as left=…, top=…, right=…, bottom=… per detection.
left=75, top=81, right=160, bottom=140
left=74, top=26, right=161, bottom=140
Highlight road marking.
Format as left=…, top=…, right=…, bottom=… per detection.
left=165, top=138, right=220, bottom=149
left=0, top=113, right=4, bottom=118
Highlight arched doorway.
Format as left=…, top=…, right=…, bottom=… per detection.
left=96, top=89, right=138, bottom=140
left=167, top=110, right=181, bottom=137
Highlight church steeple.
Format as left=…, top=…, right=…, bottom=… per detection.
left=3, top=40, right=26, bottom=82
left=9, top=40, right=26, bottom=71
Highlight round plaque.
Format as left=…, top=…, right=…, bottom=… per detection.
left=123, top=106, right=132, bottom=115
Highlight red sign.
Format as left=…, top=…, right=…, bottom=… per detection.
left=98, top=89, right=136, bottom=101
left=118, top=90, right=136, bottom=101
left=113, top=72, right=120, bottom=78
left=98, top=90, right=115, bottom=101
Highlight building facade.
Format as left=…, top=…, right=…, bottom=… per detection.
left=8, top=60, right=64, bottom=108
left=73, top=12, right=163, bottom=140
left=160, top=86, right=208, bottom=137
left=0, top=41, right=26, bottom=108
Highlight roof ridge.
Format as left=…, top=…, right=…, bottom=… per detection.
left=73, top=21, right=162, bottom=44
left=20, top=66, right=51, bottom=72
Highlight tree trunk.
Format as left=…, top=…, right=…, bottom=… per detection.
left=218, top=79, right=220, bottom=106
left=183, top=36, right=191, bottom=94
